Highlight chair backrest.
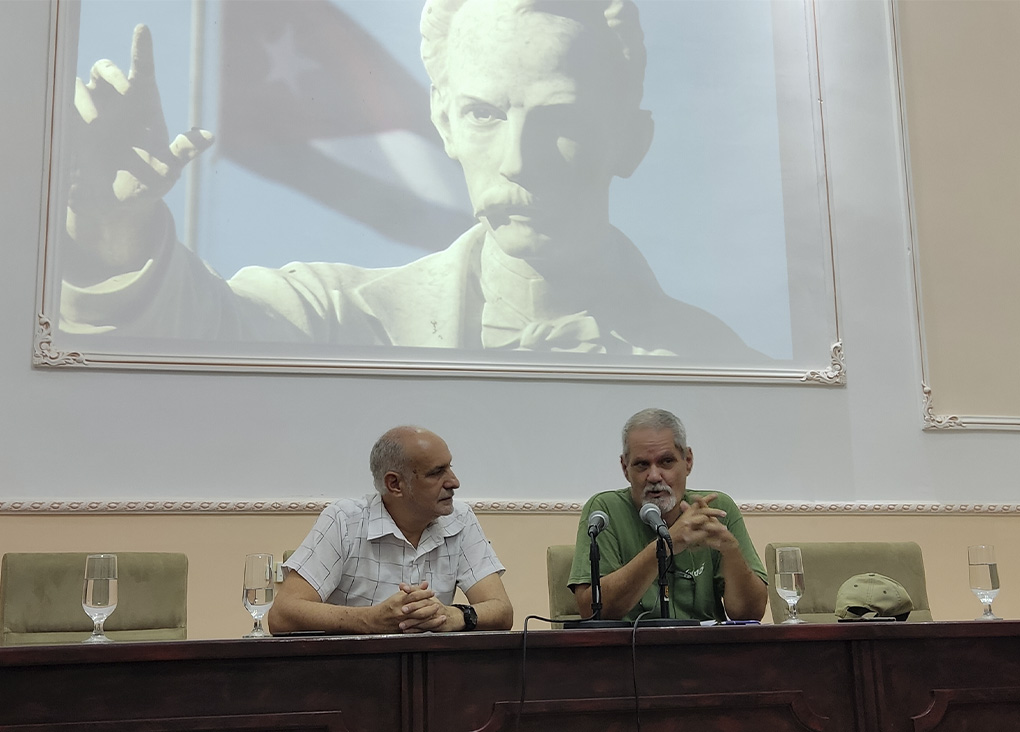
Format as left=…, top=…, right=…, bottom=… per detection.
left=764, top=541, right=932, bottom=624
left=546, top=544, right=581, bottom=625
left=0, top=552, right=189, bottom=646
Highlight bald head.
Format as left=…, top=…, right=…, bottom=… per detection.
left=370, top=426, right=444, bottom=493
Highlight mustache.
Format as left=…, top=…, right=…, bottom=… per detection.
left=473, top=186, right=535, bottom=219
left=643, top=483, right=674, bottom=498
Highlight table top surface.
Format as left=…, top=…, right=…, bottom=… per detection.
left=3, top=618, right=1019, bottom=667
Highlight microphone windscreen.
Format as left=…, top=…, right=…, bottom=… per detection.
left=587, top=510, right=609, bottom=533
left=639, top=502, right=662, bottom=525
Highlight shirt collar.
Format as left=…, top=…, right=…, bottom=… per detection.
left=367, top=492, right=471, bottom=549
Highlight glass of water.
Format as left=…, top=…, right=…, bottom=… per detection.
left=82, top=553, right=118, bottom=643
left=968, top=545, right=1001, bottom=620
left=775, top=546, right=805, bottom=624
left=243, top=553, right=275, bottom=637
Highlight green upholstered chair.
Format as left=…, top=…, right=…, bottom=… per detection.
left=546, top=544, right=582, bottom=626
left=0, top=552, right=188, bottom=646
left=764, top=541, right=932, bottom=624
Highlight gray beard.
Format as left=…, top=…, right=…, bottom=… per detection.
left=642, top=483, right=677, bottom=514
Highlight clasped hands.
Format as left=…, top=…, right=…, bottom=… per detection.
left=669, top=493, right=739, bottom=553
left=376, top=581, right=460, bottom=634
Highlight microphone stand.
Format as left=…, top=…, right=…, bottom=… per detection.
left=638, top=534, right=697, bottom=627
left=588, top=529, right=603, bottom=620
left=655, top=535, right=670, bottom=619
left=565, top=528, right=627, bottom=629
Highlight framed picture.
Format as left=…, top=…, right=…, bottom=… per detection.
left=36, top=0, right=841, bottom=383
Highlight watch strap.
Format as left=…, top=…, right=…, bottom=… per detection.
left=452, top=603, right=478, bottom=631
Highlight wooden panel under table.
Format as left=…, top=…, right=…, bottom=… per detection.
left=0, top=635, right=411, bottom=732
left=3, top=621, right=1020, bottom=732
left=860, top=620, right=1020, bottom=732
left=423, top=625, right=860, bottom=732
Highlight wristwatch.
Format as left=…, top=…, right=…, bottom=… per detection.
left=452, top=603, right=478, bottom=631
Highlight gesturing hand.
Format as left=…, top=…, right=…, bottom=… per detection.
left=670, top=493, right=738, bottom=552
left=67, top=24, right=214, bottom=277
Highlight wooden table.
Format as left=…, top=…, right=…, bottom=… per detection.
left=2, top=621, right=1019, bottom=731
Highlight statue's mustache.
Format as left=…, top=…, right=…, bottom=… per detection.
left=473, top=186, right=535, bottom=220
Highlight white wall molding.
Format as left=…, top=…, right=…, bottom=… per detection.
left=2, top=499, right=1019, bottom=516
left=33, top=314, right=86, bottom=367
left=921, top=383, right=1020, bottom=432
left=800, top=341, right=846, bottom=385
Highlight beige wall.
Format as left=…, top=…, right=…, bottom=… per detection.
left=898, top=0, right=1020, bottom=418
left=3, top=511, right=1016, bottom=638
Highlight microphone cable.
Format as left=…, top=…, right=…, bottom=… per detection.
left=513, top=535, right=681, bottom=732
left=513, top=610, right=605, bottom=732
left=630, top=609, right=655, bottom=732
left=512, top=608, right=661, bottom=732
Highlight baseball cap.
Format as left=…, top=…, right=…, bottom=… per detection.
left=835, top=573, right=913, bottom=621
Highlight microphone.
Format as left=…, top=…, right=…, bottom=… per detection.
left=639, top=503, right=672, bottom=544
left=587, top=510, right=609, bottom=537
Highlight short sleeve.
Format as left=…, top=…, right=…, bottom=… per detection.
left=568, top=494, right=628, bottom=588
left=284, top=505, right=349, bottom=601
left=454, top=510, right=505, bottom=593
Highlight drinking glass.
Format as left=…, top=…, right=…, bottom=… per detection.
left=774, top=546, right=805, bottom=624
left=968, top=544, right=1001, bottom=620
left=82, top=553, right=118, bottom=643
left=243, top=553, right=275, bottom=638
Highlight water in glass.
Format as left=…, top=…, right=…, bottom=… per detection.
left=968, top=545, right=1002, bottom=620
left=775, top=572, right=805, bottom=605
left=82, top=553, right=118, bottom=643
left=774, top=547, right=805, bottom=624
left=244, top=586, right=276, bottom=615
left=243, top=553, right=275, bottom=638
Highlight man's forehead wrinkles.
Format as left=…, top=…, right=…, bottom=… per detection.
left=631, top=444, right=680, bottom=461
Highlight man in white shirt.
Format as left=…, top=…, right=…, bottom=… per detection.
left=267, top=426, right=513, bottom=634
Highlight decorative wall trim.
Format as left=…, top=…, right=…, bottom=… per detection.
left=471, top=501, right=586, bottom=514
left=921, top=383, right=1020, bottom=431
left=2, top=500, right=1020, bottom=516
left=800, top=341, right=845, bottom=385
left=738, top=502, right=1020, bottom=515
left=0, top=500, right=332, bottom=515
left=33, top=314, right=87, bottom=367
left=922, top=383, right=963, bottom=430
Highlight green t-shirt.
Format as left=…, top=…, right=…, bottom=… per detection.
left=567, top=488, right=766, bottom=622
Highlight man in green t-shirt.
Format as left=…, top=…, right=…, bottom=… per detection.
left=568, top=408, right=767, bottom=623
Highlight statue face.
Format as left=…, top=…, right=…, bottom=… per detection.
left=433, top=3, right=642, bottom=263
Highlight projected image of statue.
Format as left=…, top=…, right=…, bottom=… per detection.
left=61, top=0, right=760, bottom=360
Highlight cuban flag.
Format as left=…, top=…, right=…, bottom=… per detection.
left=217, top=0, right=473, bottom=252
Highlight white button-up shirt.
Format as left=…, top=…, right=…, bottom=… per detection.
left=285, top=493, right=505, bottom=607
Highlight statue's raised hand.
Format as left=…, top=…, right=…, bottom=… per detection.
left=66, top=24, right=213, bottom=281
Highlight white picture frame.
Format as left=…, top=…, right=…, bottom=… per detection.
left=35, top=0, right=842, bottom=384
